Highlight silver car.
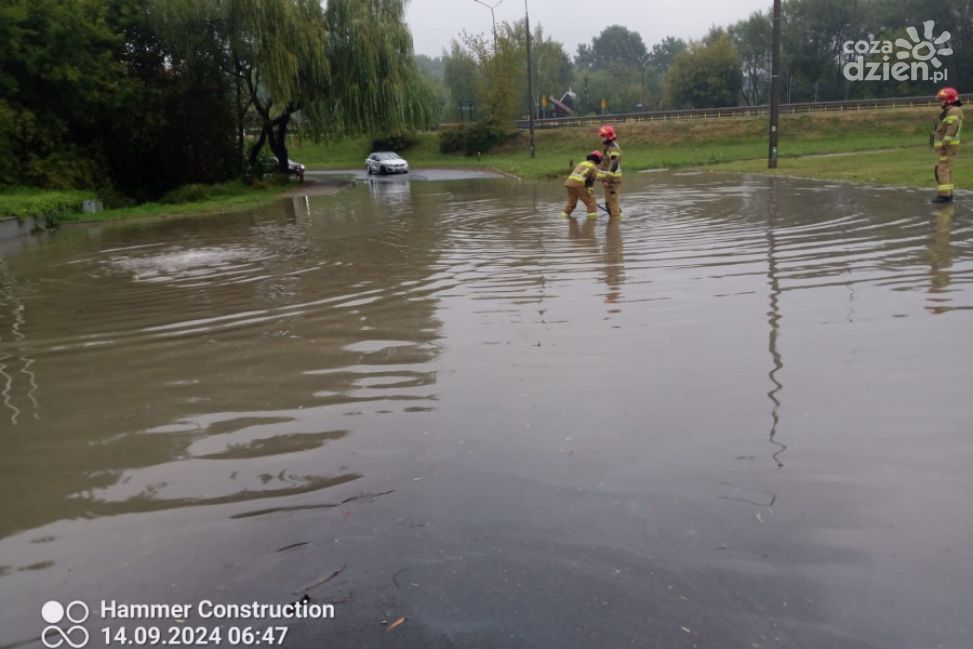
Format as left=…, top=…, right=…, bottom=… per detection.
left=366, top=151, right=409, bottom=175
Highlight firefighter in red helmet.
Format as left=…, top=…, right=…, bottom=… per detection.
left=932, top=87, right=963, bottom=203
left=596, top=125, right=623, bottom=218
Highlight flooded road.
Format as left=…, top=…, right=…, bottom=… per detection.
left=0, top=172, right=971, bottom=648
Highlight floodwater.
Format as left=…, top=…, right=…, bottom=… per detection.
left=0, top=171, right=971, bottom=649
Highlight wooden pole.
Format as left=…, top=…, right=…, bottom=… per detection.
left=769, top=0, right=782, bottom=168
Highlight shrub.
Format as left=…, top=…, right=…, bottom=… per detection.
left=370, top=129, right=419, bottom=152
left=438, top=119, right=515, bottom=156
left=159, top=184, right=212, bottom=204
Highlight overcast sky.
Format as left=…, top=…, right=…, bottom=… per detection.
left=405, top=0, right=774, bottom=59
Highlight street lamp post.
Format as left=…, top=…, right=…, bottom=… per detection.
left=639, top=54, right=651, bottom=108
left=473, top=0, right=502, bottom=54
left=525, top=0, right=535, bottom=157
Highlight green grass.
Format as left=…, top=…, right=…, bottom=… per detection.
left=57, top=184, right=285, bottom=223
left=2, top=180, right=291, bottom=225
left=0, top=187, right=96, bottom=219
left=292, top=106, right=940, bottom=183
left=707, top=145, right=969, bottom=189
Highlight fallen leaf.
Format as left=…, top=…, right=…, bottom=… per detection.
left=387, top=616, right=407, bottom=632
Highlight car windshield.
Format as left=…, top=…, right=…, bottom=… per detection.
left=374, top=152, right=401, bottom=161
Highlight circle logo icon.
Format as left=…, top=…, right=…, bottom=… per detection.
left=41, top=600, right=89, bottom=649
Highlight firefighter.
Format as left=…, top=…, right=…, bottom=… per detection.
left=597, top=125, right=622, bottom=218
left=561, top=151, right=603, bottom=220
left=933, top=86, right=963, bottom=203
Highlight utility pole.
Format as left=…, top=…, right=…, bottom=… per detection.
left=525, top=0, right=535, bottom=157
left=473, top=0, right=502, bottom=54
left=768, top=0, right=781, bottom=168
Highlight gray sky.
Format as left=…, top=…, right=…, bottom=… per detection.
left=405, top=0, right=774, bottom=58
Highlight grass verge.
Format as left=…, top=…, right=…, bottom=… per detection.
left=292, top=106, right=941, bottom=183
left=705, top=145, right=968, bottom=189
left=0, top=187, right=97, bottom=220
left=55, top=181, right=286, bottom=224
left=2, top=180, right=296, bottom=226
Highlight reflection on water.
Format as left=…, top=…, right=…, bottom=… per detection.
left=603, top=219, right=624, bottom=306
left=764, top=184, right=786, bottom=468
left=0, top=184, right=448, bottom=538
left=1, top=173, right=972, bottom=648
left=928, top=203, right=955, bottom=313
left=566, top=217, right=626, bottom=310
left=0, top=257, right=39, bottom=425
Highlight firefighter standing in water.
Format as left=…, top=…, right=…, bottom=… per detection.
left=933, top=86, right=963, bottom=203
left=597, top=125, right=622, bottom=218
left=561, top=150, right=603, bottom=220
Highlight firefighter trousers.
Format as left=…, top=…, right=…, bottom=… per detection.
left=562, top=186, right=598, bottom=219
left=603, top=182, right=622, bottom=218
left=936, top=147, right=958, bottom=197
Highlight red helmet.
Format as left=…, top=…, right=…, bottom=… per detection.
left=599, top=125, right=616, bottom=140
left=588, top=150, right=604, bottom=162
left=937, top=87, right=959, bottom=104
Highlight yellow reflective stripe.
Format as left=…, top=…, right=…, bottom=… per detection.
left=937, top=184, right=954, bottom=191
left=944, top=116, right=960, bottom=124
left=568, top=175, right=587, bottom=182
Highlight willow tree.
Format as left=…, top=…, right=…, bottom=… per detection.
left=157, top=0, right=431, bottom=175
left=324, top=0, right=432, bottom=136
left=242, top=0, right=432, bottom=172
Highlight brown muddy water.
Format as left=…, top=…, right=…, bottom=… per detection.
left=0, top=171, right=971, bottom=649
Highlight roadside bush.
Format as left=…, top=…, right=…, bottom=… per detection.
left=370, top=129, right=419, bottom=152
left=159, top=184, right=212, bottom=204
left=438, top=119, right=515, bottom=155
left=157, top=180, right=260, bottom=205
left=22, top=151, right=101, bottom=190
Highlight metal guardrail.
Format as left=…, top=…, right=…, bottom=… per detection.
left=513, top=95, right=971, bottom=129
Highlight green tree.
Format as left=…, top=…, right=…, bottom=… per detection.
left=443, top=42, right=479, bottom=120
left=158, top=0, right=432, bottom=174
left=647, top=36, right=688, bottom=77
left=506, top=23, right=573, bottom=118
left=0, top=0, right=122, bottom=188
left=444, top=21, right=572, bottom=122
left=729, top=11, right=773, bottom=105
left=781, top=0, right=858, bottom=101
left=575, top=25, right=648, bottom=72
left=663, top=33, right=743, bottom=108
left=415, top=54, right=446, bottom=80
